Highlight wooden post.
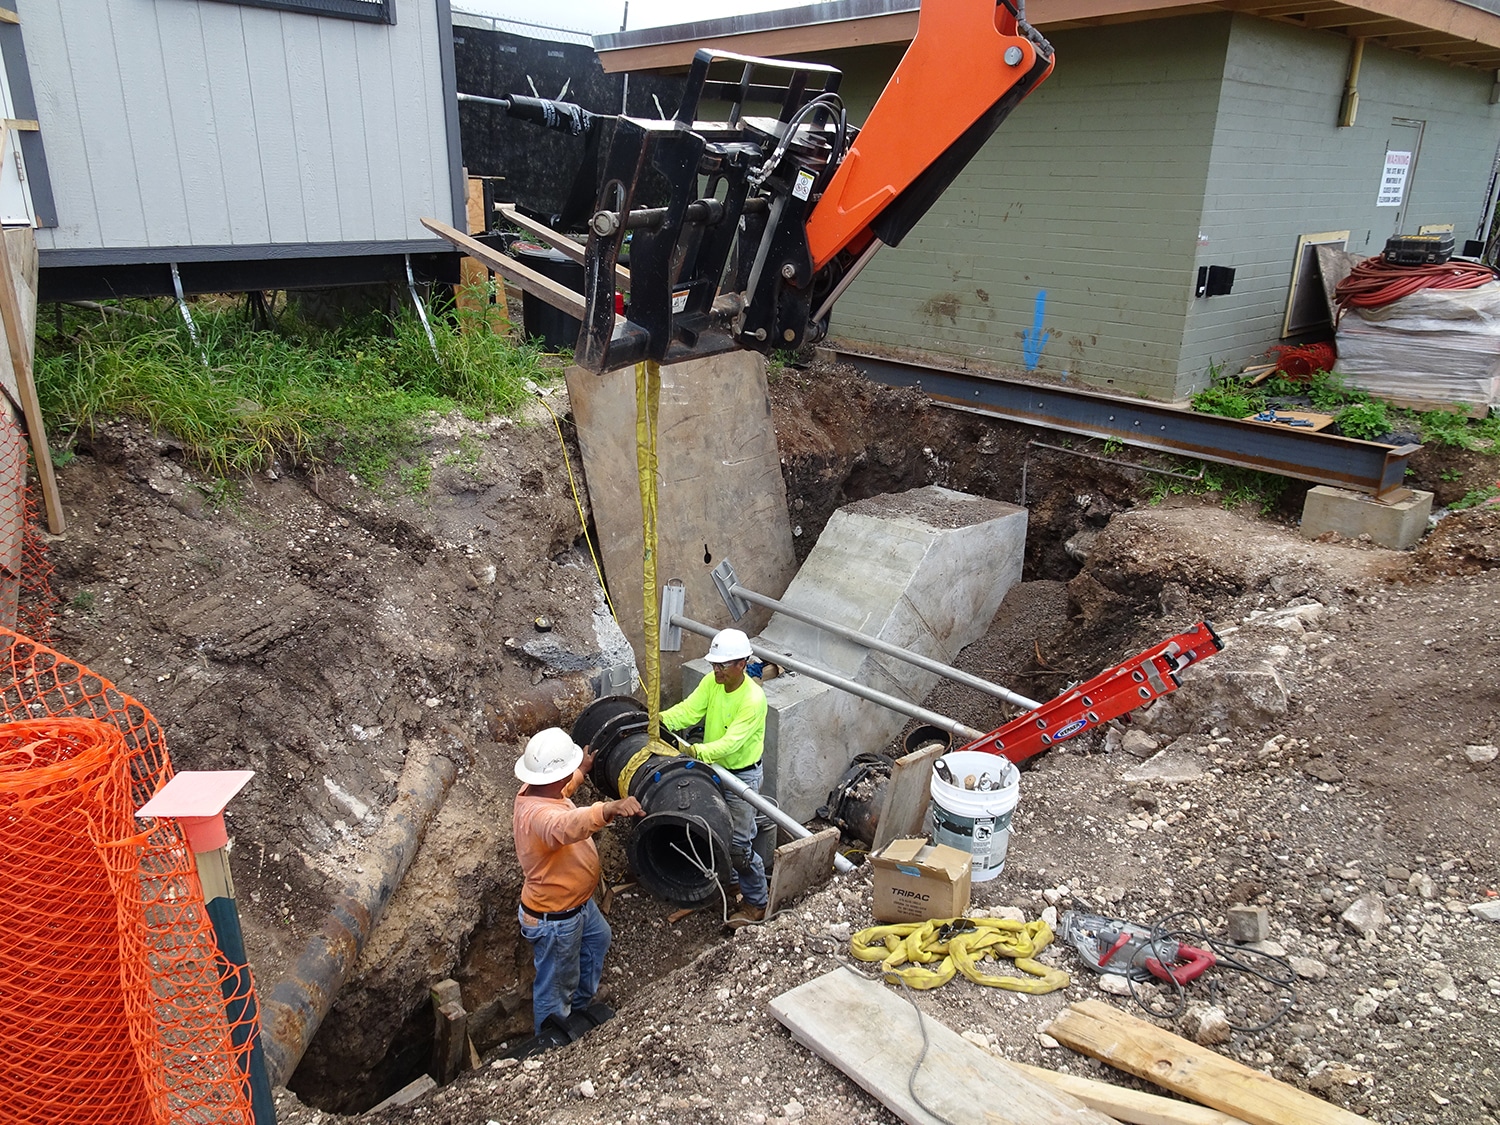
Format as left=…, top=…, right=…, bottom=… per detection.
left=454, top=177, right=509, bottom=334
left=0, top=212, right=62, bottom=535
left=430, top=978, right=471, bottom=1085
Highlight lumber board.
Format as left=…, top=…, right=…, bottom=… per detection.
left=497, top=203, right=631, bottom=289
left=421, top=217, right=585, bottom=320
left=769, top=968, right=1117, bottom=1125
left=766, top=826, right=839, bottom=916
left=1047, top=1000, right=1371, bottom=1125
left=1014, top=1063, right=1252, bottom=1125
left=0, top=221, right=62, bottom=534
left=872, top=740, right=945, bottom=852
left=455, top=179, right=509, bottom=332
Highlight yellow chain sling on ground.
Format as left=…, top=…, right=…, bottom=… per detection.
left=850, top=917, right=1070, bottom=994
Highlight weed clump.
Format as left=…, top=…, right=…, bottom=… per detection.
left=36, top=291, right=552, bottom=485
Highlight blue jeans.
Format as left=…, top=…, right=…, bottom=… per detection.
left=725, top=763, right=768, bottom=908
left=518, top=898, right=611, bottom=1035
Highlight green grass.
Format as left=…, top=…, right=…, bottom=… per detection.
left=1148, top=461, right=1290, bottom=514
left=37, top=292, right=552, bottom=485
left=1449, top=482, right=1500, bottom=510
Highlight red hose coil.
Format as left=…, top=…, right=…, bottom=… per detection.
left=1334, top=256, right=1498, bottom=311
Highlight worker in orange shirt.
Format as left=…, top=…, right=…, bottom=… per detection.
left=513, top=727, right=642, bottom=1038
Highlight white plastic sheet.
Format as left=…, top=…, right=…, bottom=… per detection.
left=1335, top=281, right=1500, bottom=409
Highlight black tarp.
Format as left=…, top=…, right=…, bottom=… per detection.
left=453, top=23, right=683, bottom=225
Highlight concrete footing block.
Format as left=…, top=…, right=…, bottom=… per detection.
left=681, top=486, right=1026, bottom=822
left=1300, top=485, right=1432, bottom=550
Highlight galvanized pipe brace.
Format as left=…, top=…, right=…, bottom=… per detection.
left=835, top=349, right=1420, bottom=497
left=710, top=762, right=857, bottom=874
left=715, top=566, right=1042, bottom=711
left=670, top=612, right=986, bottom=744
left=259, top=738, right=466, bottom=1086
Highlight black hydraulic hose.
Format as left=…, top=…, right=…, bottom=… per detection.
left=456, top=92, right=596, bottom=136
left=572, top=697, right=733, bottom=906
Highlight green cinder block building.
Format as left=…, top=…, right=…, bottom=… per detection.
left=597, top=0, right=1500, bottom=401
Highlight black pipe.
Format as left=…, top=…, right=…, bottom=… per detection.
left=571, top=698, right=732, bottom=906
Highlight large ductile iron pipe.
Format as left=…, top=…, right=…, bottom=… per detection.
left=260, top=738, right=465, bottom=1086
left=571, top=697, right=732, bottom=906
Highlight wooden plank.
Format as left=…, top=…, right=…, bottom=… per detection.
left=455, top=179, right=509, bottom=332
left=872, top=741, right=945, bottom=852
left=1014, top=1063, right=1253, bottom=1125
left=0, top=225, right=61, bottom=535
left=0, top=397, right=27, bottom=630
left=422, top=218, right=586, bottom=320
left=766, top=826, right=839, bottom=916
left=1047, top=1000, right=1372, bottom=1125
left=769, top=968, right=1117, bottom=1125
left=0, top=10, right=19, bottom=25
left=497, top=203, right=631, bottom=289
left=1240, top=409, right=1336, bottom=433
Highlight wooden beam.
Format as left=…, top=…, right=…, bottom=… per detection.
left=1047, top=1001, right=1373, bottom=1125
left=496, top=203, right=631, bottom=289
left=765, top=826, right=840, bottom=916
left=454, top=178, right=509, bottom=333
left=0, top=217, right=63, bottom=535
left=0, top=10, right=18, bottom=25
left=1014, top=1063, right=1254, bottom=1125
left=871, top=739, right=944, bottom=852
left=770, top=969, right=1119, bottom=1125
left=421, top=217, right=586, bottom=321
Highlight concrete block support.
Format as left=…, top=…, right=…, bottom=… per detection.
left=565, top=351, right=797, bottom=695
left=1300, top=485, right=1433, bottom=550
left=682, top=487, right=1026, bottom=821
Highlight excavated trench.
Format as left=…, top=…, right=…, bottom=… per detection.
left=283, top=373, right=1232, bottom=1114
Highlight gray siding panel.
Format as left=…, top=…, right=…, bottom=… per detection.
left=32, top=0, right=458, bottom=254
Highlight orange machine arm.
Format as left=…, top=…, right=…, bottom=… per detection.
left=806, top=0, right=1054, bottom=271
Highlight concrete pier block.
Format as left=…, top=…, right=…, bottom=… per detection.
left=1300, top=486, right=1433, bottom=550
left=681, top=487, right=1025, bottom=821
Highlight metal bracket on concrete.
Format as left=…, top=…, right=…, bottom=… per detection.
left=659, top=579, right=685, bottom=651
left=835, top=349, right=1420, bottom=498
left=711, top=559, right=750, bottom=621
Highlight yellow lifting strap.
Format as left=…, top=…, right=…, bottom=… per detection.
left=849, top=917, right=1071, bottom=994
left=633, top=360, right=677, bottom=766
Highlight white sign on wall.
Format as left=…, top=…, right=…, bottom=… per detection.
left=1376, top=150, right=1411, bottom=208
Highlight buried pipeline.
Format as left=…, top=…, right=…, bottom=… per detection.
left=570, top=697, right=733, bottom=905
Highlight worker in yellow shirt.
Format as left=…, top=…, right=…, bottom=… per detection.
left=661, top=628, right=768, bottom=926
left=513, top=727, right=642, bottom=1039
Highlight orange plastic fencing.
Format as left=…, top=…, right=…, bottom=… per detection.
left=0, top=630, right=257, bottom=1125
left=0, top=410, right=56, bottom=644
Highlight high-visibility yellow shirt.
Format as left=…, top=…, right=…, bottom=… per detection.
left=661, top=674, right=766, bottom=770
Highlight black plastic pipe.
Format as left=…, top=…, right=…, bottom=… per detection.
left=571, top=697, right=732, bottom=906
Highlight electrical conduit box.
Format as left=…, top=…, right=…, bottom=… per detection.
left=870, top=837, right=972, bottom=923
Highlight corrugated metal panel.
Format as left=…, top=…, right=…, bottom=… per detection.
left=31, top=0, right=458, bottom=254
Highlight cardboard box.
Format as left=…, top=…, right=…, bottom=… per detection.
left=870, top=837, right=972, bottom=923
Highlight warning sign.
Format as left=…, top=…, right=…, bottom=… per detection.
left=1377, top=150, right=1411, bottom=207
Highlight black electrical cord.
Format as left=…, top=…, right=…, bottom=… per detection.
left=1113, top=910, right=1297, bottom=1033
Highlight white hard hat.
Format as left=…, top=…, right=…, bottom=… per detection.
left=515, top=727, right=584, bottom=785
left=707, top=628, right=754, bottom=663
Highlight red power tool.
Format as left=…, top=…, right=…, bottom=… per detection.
left=1060, top=910, right=1216, bottom=986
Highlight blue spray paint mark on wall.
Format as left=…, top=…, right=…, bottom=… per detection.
left=1021, top=289, right=1051, bottom=371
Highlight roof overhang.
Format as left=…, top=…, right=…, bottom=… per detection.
left=593, top=0, right=1500, bottom=73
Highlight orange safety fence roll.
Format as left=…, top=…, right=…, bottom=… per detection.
left=0, top=630, right=258, bottom=1125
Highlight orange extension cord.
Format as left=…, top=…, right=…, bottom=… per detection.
left=1334, top=256, right=1498, bottom=311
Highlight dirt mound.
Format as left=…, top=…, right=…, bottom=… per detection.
left=1407, top=506, right=1500, bottom=578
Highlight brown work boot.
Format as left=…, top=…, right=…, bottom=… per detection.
left=726, top=902, right=766, bottom=929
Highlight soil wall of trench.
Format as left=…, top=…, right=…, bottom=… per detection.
left=46, top=362, right=1482, bottom=1112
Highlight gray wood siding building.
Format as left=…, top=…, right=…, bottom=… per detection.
left=597, top=0, right=1500, bottom=402
left=17, top=0, right=466, bottom=299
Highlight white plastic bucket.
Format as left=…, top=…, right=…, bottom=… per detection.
left=928, top=751, right=1020, bottom=882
